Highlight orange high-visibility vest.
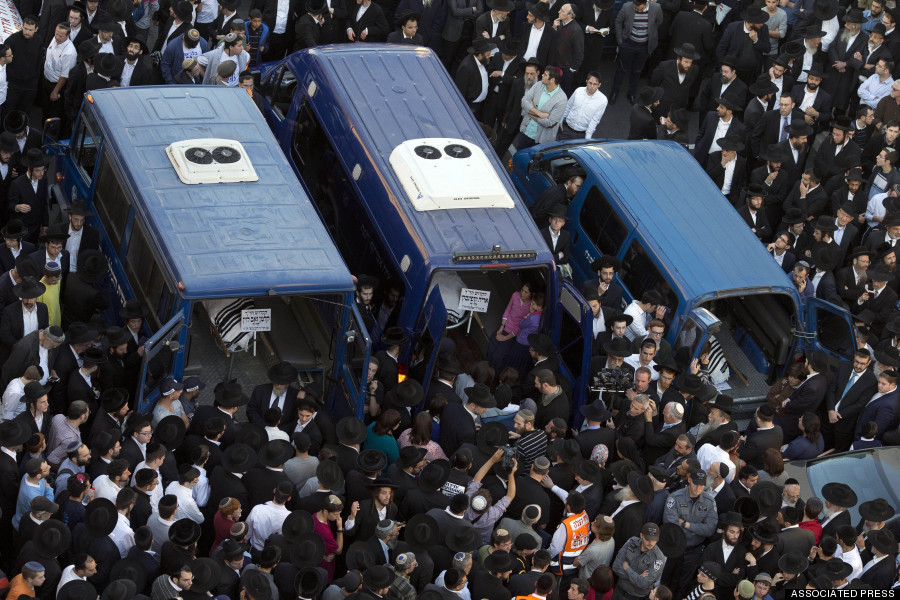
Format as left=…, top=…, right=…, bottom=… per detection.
left=550, top=511, right=590, bottom=575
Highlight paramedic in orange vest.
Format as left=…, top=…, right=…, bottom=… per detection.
left=514, top=572, right=556, bottom=600
left=547, top=491, right=590, bottom=577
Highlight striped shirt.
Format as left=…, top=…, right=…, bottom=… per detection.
left=515, top=429, right=548, bottom=474
left=629, top=8, right=649, bottom=44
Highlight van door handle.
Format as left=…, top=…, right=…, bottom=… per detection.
left=572, top=231, right=579, bottom=245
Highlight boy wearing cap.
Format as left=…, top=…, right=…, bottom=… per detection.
left=611, top=522, right=666, bottom=599
left=8, top=561, right=45, bottom=598
left=199, top=33, right=250, bottom=86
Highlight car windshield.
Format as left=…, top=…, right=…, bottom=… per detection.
left=806, top=449, right=900, bottom=523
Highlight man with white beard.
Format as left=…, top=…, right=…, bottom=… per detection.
left=820, top=482, right=857, bottom=540
left=494, top=59, right=542, bottom=155
left=854, top=497, right=895, bottom=563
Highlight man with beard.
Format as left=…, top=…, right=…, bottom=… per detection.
left=664, top=456, right=700, bottom=494
left=694, top=395, right=738, bottom=448
left=653, top=432, right=695, bottom=472
left=738, top=183, right=773, bottom=240
left=494, top=60, right=541, bottom=156
left=836, top=246, right=873, bottom=306
left=774, top=121, right=812, bottom=187
left=582, top=256, right=625, bottom=310
left=715, top=6, right=770, bottom=85
left=745, top=523, right=781, bottom=581
left=701, top=512, right=747, bottom=596
left=698, top=58, right=748, bottom=116
left=97, top=327, right=131, bottom=393
left=830, top=170, right=866, bottom=227
left=766, top=56, right=795, bottom=103
left=744, top=76, right=779, bottom=133
left=694, top=98, right=746, bottom=169
left=864, top=0, right=885, bottom=33
left=0, top=277, right=47, bottom=364
left=750, top=93, right=802, bottom=159
left=852, top=105, right=875, bottom=151
left=821, top=483, right=857, bottom=540
left=664, top=468, right=717, bottom=594
left=529, top=168, right=584, bottom=225
left=751, top=145, right=793, bottom=226
left=656, top=107, right=688, bottom=147
left=791, top=65, right=832, bottom=130
left=825, top=9, right=868, bottom=111
left=874, top=79, right=900, bottom=133
left=518, top=67, right=568, bottom=149
left=54, top=440, right=91, bottom=494
left=118, top=37, right=152, bottom=86
left=455, top=38, right=496, bottom=121
left=791, top=24, right=826, bottom=85
left=705, top=133, right=747, bottom=203
left=650, top=42, right=700, bottom=116
left=853, top=23, right=891, bottom=84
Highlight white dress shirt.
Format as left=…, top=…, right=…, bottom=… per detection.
left=524, top=23, right=545, bottom=60
left=44, top=37, right=77, bottom=82
left=246, top=500, right=291, bottom=550
left=562, top=87, right=608, bottom=138
left=109, top=512, right=135, bottom=557
left=165, top=481, right=204, bottom=524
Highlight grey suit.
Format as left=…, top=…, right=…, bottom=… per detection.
left=776, top=526, right=816, bottom=558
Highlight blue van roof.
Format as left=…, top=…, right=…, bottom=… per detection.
left=569, top=140, right=798, bottom=304
left=86, top=86, right=354, bottom=298
left=285, top=45, right=554, bottom=266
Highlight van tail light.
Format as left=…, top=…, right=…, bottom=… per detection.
left=398, top=363, right=407, bottom=383
left=507, top=158, right=513, bottom=171
left=56, top=173, right=64, bottom=183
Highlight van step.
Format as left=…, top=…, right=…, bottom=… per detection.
left=715, top=329, right=772, bottom=402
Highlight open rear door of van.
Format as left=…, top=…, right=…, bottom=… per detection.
left=136, top=313, right=186, bottom=413
left=415, top=285, right=448, bottom=406
left=554, top=280, right=593, bottom=423
left=802, top=298, right=857, bottom=362
left=337, top=302, right=372, bottom=420
left=672, top=308, right=722, bottom=367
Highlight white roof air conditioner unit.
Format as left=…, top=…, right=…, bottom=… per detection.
left=166, top=138, right=258, bottom=184
left=389, top=138, right=515, bottom=211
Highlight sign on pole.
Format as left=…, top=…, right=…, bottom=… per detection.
left=241, top=308, right=272, bottom=332
left=458, top=288, right=491, bottom=313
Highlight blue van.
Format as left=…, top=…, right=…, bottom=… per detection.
left=512, top=140, right=856, bottom=410
left=46, top=86, right=371, bottom=413
left=254, top=45, right=597, bottom=410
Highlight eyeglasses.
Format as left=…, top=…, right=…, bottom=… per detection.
left=136, top=430, right=152, bottom=437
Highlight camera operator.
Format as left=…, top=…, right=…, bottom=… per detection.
left=613, top=393, right=651, bottom=447
left=589, top=337, right=635, bottom=409
left=508, top=409, right=548, bottom=475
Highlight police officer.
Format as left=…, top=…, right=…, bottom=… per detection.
left=663, top=468, right=717, bottom=595
left=610, top=522, right=667, bottom=599
left=547, top=491, right=590, bottom=580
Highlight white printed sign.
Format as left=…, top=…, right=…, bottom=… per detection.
left=241, top=308, right=271, bottom=332
left=458, top=288, right=491, bottom=313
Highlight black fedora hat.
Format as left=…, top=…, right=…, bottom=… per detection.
left=812, top=0, right=838, bottom=20
left=750, top=521, right=778, bottom=545
left=215, top=380, right=249, bottom=408
left=306, top=0, right=327, bottom=12
left=717, top=133, right=745, bottom=152
left=108, top=557, right=148, bottom=592
left=316, top=459, right=345, bottom=491
left=788, top=120, right=814, bottom=138
left=804, top=63, right=827, bottom=79
left=346, top=540, right=378, bottom=570
left=636, top=86, right=664, bottom=106
left=268, top=361, right=297, bottom=385
left=760, top=143, right=789, bottom=164
left=870, top=527, right=896, bottom=554
left=735, top=496, right=760, bottom=525
left=859, top=498, right=895, bottom=522
left=94, top=53, right=122, bottom=79
left=80, top=347, right=106, bottom=366
left=551, top=438, right=581, bottom=465
left=823, top=559, right=853, bottom=580
left=235, top=423, right=266, bottom=451
left=100, top=388, right=129, bottom=413
left=337, top=416, right=368, bottom=445
left=57, top=581, right=98, bottom=600
left=527, top=332, right=555, bottom=356
left=464, top=383, right=496, bottom=408
left=576, top=459, right=604, bottom=485
left=720, top=510, right=743, bottom=529
left=603, top=337, right=632, bottom=358
left=673, top=42, right=701, bottom=60
left=814, top=245, right=839, bottom=272
left=357, top=449, right=389, bottom=473
left=40, top=222, right=70, bottom=243
left=84, top=498, right=118, bottom=537
left=66, top=321, right=97, bottom=345
left=580, top=400, right=612, bottom=422
left=77, top=249, right=109, bottom=284
left=627, top=471, right=654, bottom=504
left=169, top=518, right=201, bottom=546
left=404, top=513, right=439, bottom=550
left=525, top=1, right=551, bottom=20
left=76, top=39, right=102, bottom=63
left=498, top=37, right=519, bottom=55
left=398, top=445, right=427, bottom=469
left=750, top=481, right=782, bottom=518
left=874, top=345, right=900, bottom=368
left=419, top=458, right=451, bottom=489
left=822, top=482, right=858, bottom=507
left=782, top=207, right=805, bottom=225
left=744, top=182, right=769, bottom=199
left=867, top=263, right=894, bottom=283
left=708, top=394, right=733, bottom=415
left=105, top=326, right=131, bottom=348
left=447, top=526, right=482, bottom=552
left=154, top=414, right=186, bottom=448
left=842, top=7, right=866, bottom=23
left=436, top=358, right=463, bottom=375
left=364, top=565, right=395, bottom=590
left=0, top=218, right=26, bottom=240
left=468, top=38, right=498, bottom=55
left=593, top=0, right=614, bottom=8
left=388, top=379, right=424, bottom=407
left=604, top=311, right=633, bottom=328
left=669, top=107, right=690, bottom=131
left=485, top=550, right=515, bottom=574
left=3, top=110, right=27, bottom=134
left=741, top=4, right=768, bottom=23
left=120, top=299, right=144, bottom=320
left=674, top=372, right=705, bottom=395
left=282, top=509, right=315, bottom=542
left=801, top=23, right=826, bottom=38
left=547, top=204, right=570, bottom=220
left=381, top=326, right=409, bottom=347
left=258, top=439, right=295, bottom=468
left=832, top=114, right=853, bottom=132
left=32, top=519, right=71, bottom=558
left=488, top=0, right=515, bottom=9
left=848, top=246, right=875, bottom=261
left=611, top=459, right=639, bottom=486
left=778, top=550, right=810, bottom=575
left=101, top=580, right=136, bottom=600
left=653, top=358, right=680, bottom=375
left=715, top=96, right=743, bottom=112
left=812, top=214, right=838, bottom=233
left=749, top=75, right=779, bottom=97
left=296, top=566, right=327, bottom=599
left=188, top=557, right=220, bottom=594
left=12, top=276, right=45, bottom=299
left=241, top=570, right=272, bottom=600
left=477, top=421, right=509, bottom=455
left=221, top=443, right=258, bottom=473
left=657, top=523, right=685, bottom=557
left=395, top=8, right=421, bottom=25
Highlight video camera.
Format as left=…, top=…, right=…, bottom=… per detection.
left=590, top=367, right=634, bottom=393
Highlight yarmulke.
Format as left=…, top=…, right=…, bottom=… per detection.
left=223, top=32, right=238, bottom=43
left=470, top=495, right=488, bottom=511
left=44, top=261, right=61, bottom=273
left=186, top=29, right=200, bottom=41
left=24, top=561, right=44, bottom=571
left=182, top=58, right=197, bottom=70
left=395, top=552, right=416, bottom=569
left=523, top=504, right=541, bottom=525
left=217, top=60, right=237, bottom=79
left=230, top=521, right=248, bottom=538
left=533, top=456, right=550, bottom=473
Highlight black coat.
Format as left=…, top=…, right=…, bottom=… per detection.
left=386, top=30, right=424, bottom=43
left=62, top=274, right=109, bottom=329
left=814, top=138, right=863, bottom=182
left=438, top=400, right=477, bottom=454
left=694, top=112, right=747, bottom=168
left=667, top=9, right=713, bottom=62
left=209, top=465, right=251, bottom=515
left=737, top=204, right=772, bottom=241
left=699, top=76, right=748, bottom=116
left=641, top=419, right=685, bottom=465
left=347, top=1, right=389, bottom=41
left=469, top=570, right=512, bottom=600
left=777, top=373, right=827, bottom=440
left=294, top=12, right=321, bottom=50
left=650, top=60, right=700, bottom=114
left=8, top=176, right=49, bottom=244
left=474, top=10, right=510, bottom=48
left=0, top=301, right=48, bottom=352
left=0, top=241, right=35, bottom=273
left=523, top=24, right=557, bottom=67
left=702, top=539, right=747, bottom=592
left=191, top=405, right=239, bottom=447
left=247, top=383, right=298, bottom=430
left=1, top=330, right=60, bottom=389
left=738, top=425, right=783, bottom=469
left=455, top=54, right=489, bottom=106
left=789, top=83, right=833, bottom=129
left=705, top=152, right=748, bottom=204
left=859, top=553, right=896, bottom=589
left=772, top=138, right=810, bottom=183
left=244, top=466, right=291, bottom=507
left=750, top=108, right=805, bottom=158
left=575, top=424, right=617, bottom=459
left=612, top=500, right=646, bottom=555
left=541, top=227, right=571, bottom=265
left=821, top=509, right=851, bottom=541
left=627, top=104, right=657, bottom=140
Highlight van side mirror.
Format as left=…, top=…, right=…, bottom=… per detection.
left=252, top=70, right=261, bottom=89
left=527, top=151, right=544, bottom=173
left=42, top=118, right=61, bottom=144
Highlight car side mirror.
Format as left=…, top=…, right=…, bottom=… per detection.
left=42, top=118, right=61, bottom=144
left=527, top=151, right=544, bottom=173
left=252, top=70, right=261, bottom=88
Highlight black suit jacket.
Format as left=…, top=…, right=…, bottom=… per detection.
left=702, top=539, right=747, bottom=591
left=209, top=465, right=251, bottom=515
left=705, top=153, right=748, bottom=204
left=789, top=83, right=833, bottom=129
left=694, top=112, right=747, bottom=168
left=153, top=20, right=190, bottom=52
left=0, top=301, right=48, bottom=351
left=650, top=60, right=700, bottom=114
left=612, top=501, right=646, bottom=554
left=815, top=138, right=862, bottom=182
left=821, top=509, right=851, bottom=541
left=750, top=108, right=805, bottom=158
left=778, top=373, right=827, bottom=439
left=860, top=553, right=896, bottom=589
left=835, top=266, right=867, bottom=305
left=455, top=54, right=489, bottom=106
left=628, top=104, right=657, bottom=140
left=773, top=138, right=810, bottom=184
left=427, top=378, right=464, bottom=405
left=62, top=273, right=109, bottom=329
left=0, top=242, right=35, bottom=273
left=294, top=12, right=321, bottom=49
left=8, top=176, right=49, bottom=243
left=474, top=11, right=510, bottom=47
left=247, top=383, right=298, bottom=431
left=858, top=285, right=899, bottom=337
left=14, top=407, right=51, bottom=438
left=699, top=76, right=748, bottom=116
left=737, top=204, right=772, bottom=241
left=541, top=227, right=571, bottom=265
left=386, top=30, right=424, bottom=43
left=347, top=1, right=389, bottom=41
left=1, top=329, right=60, bottom=389
left=667, top=9, right=713, bottom=62
left=438, top=401, right=477, bottom=455
left=776, top=526, right=816, bottom=558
